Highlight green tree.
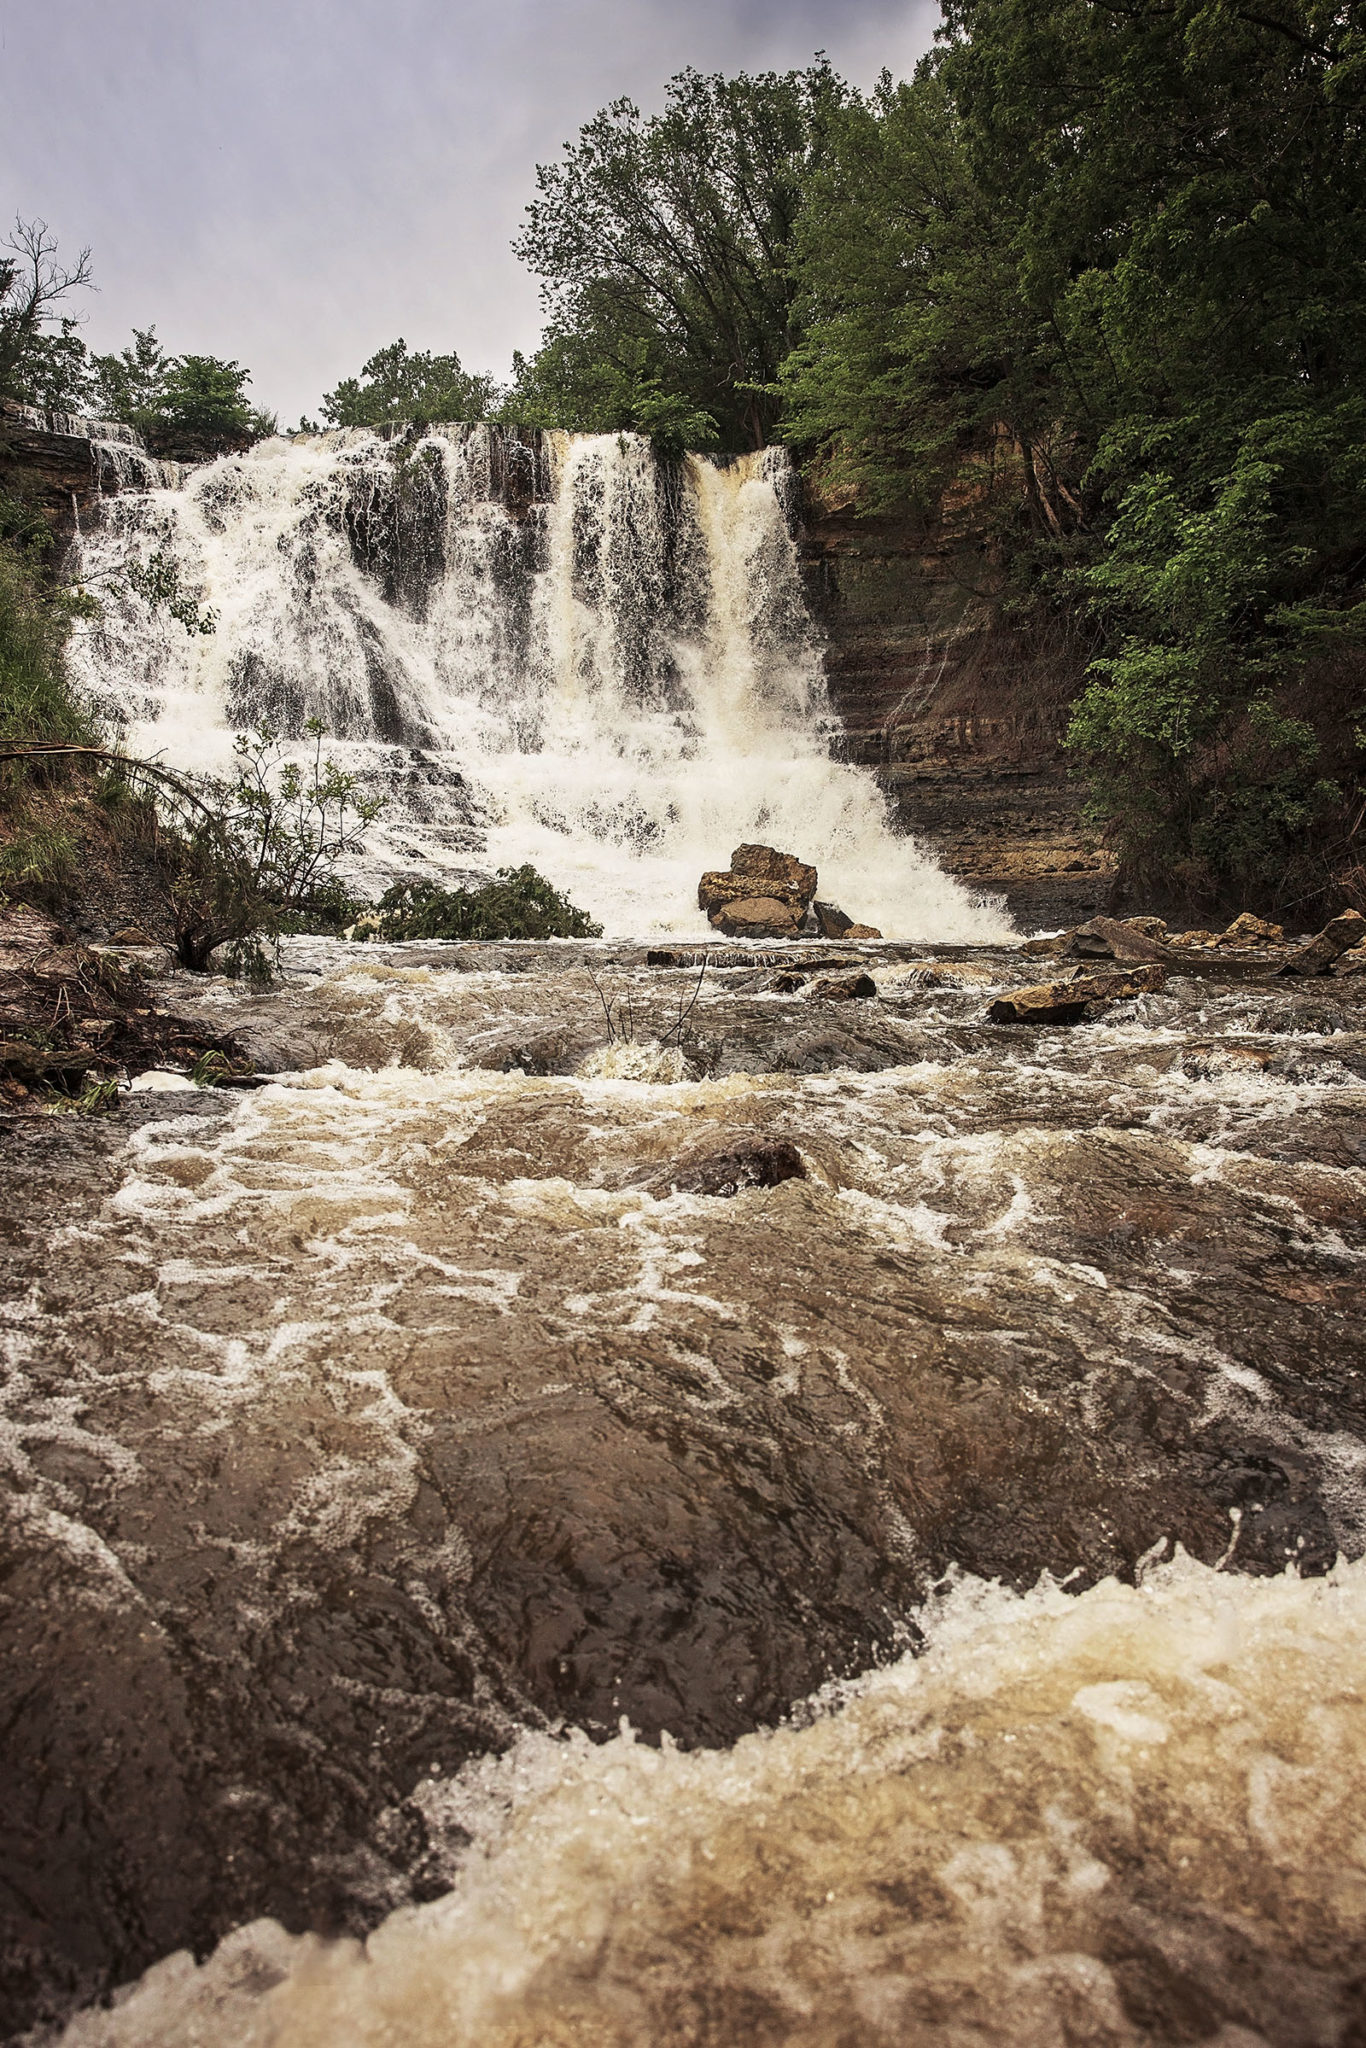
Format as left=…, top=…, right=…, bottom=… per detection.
left=784, top=1, right=1366, bottom=909
left=319, top=339, right=501, bottom=430
left=511, top=62, right=846, bottom=451
left=91, top=329, right=274, bottom=449
left=0, top=219, right=93, bottom=411
left=91, top=326, right=171, bottom=426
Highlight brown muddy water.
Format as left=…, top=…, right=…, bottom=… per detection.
left=5, top=938, right=1366, bottom=2046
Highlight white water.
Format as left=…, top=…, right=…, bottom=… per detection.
left=66, top=425, right=1011, bottom=941
left=53, top=1554, right=1366, bottom=2047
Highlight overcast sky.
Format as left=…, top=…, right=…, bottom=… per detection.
left=0, top=0, right=937, bottom=427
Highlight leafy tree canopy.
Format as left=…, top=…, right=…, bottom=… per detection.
left=509, top=62, right=847, bottom=452
left=781, top=1, right=1366, bottom=909
left=319, top=339, right=502, bottom=430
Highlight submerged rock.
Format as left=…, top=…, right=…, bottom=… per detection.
left=639, top=1138, right=807, bottom=1198
left=807, top=970, right=878, bottom=1002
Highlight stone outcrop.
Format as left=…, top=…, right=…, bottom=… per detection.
left=1069, top=916, right=1171, bottom=964
left=700, top=845, right=817, bottom=939
left=0, top=400, right=178, bottom=554
left=1280, top=908, right=1366, bottom=976
left=988, top=963, right=1167, bottom=1024
left=709, top=895, right=805, bottom=939
left=698, top=845, right=882, bottom=941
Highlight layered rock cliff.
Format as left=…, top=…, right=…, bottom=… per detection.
left=0, top=401, right=177, bottom=556
left=800, top=506, right=1112, bottom=929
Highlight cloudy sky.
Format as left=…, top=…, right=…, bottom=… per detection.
left=1, top=0, right=937, bottom=427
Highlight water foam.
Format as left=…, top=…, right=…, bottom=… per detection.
left=67, top=427, right=1012, bottom=942
left=51, top=1554, right=1366, bottom=2047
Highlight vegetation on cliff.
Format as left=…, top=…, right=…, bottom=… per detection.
left=1, top=222, right=274, bottom=451
left=315, top=339, right=502, bottom=433
left=778, top=1, right=1366, bottom=912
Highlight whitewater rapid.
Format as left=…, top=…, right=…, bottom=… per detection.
left=51, top=1553, right=1366, bottom=2047
left=66, top=425, right=1011, bottom=942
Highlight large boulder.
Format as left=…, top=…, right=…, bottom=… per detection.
left=988, top=964, right=1167, bottom=1024
left=709, top=895, right=805, bottom=940
left=1069, top=916, right=1170, bottom=963
left=1279, top=908, right=1366, bottom=976
left=699, top=871, right=810, bottom=919
left=730, top=844, right=818, bottom=901
left=1219, top=911, right=1284, bottom=947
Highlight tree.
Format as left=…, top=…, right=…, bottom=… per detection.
left=0, top=218, right=93, bottom=410
left=90, top=327, right=171, bottom=426
left=783, top=2, right=1366, bottom=909
left=319, top=339, right=501, bottom=430
left=511, top=62, right=847, bottom=451
left=90, top=330, right=273, bottom=451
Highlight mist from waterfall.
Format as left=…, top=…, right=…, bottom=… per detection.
left=68, top=424, right=1012, bottom=941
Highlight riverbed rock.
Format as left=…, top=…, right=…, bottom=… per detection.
left=812, top=900, right=853, bottom=939
left=640, top=1138, right=807, bottom=1198
left=708, top=895, right=805, bottom=939
left=1280, top=909, right=1366, bottom=976
left=988, top=963, right=1167, bottom=1023
left=1219, top=911, right=1284, bottom=947
left=807, top=970, right=878, bottom=1001
left=1070, top=916, right=1171, bottom=963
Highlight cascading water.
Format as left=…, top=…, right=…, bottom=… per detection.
left=66, top=425, right=1012, bottom=939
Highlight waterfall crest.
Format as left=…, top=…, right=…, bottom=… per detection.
left=68, top=424, right=1012, bottom=940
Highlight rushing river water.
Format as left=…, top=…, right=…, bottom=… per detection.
left=6, top=425, right=1365, bottom=2042
left=5, top=940, right=1366, bottom=2043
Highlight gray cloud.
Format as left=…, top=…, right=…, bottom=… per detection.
left=0, top=0, right=937, bottom=424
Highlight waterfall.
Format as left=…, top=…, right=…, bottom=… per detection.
left=67, top=424, right=1012, bottom=940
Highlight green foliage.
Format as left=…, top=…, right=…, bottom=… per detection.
left=320, top=339, right=502, bottom=431
left=781, top=2, right=1366, bottom=906
left=89, top=327, right=273, bottom=449
left=122, top=550, right=220, bottom=637
left=155, top=721, right=386, bottom=970
left=272, top=874, right=367, bottom=935
left=0, top=218, right=92, bottom=408
left=510, top=63, right=845, bottom=452
left=505, top=334, right=719, bottom=458
left=371, top=867, right=602, bottom=942
left=0, top=821, right=77, bottom=886
left=90, top=326, right=168, bottom=424
left=0, top=518, right=93, bottom=749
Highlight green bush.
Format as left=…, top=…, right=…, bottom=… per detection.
left=0, top=520, right=93, bottom=748
left=372, top=867, right=602, bottom=941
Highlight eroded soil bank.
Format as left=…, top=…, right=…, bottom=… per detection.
left=4, top=936, right=1366, bottom=2041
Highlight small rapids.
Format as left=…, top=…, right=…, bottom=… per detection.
left=51, top=1555, right=1366, bottom=2048
left=5, top=942, right=1366, bottom=2043
left=64, top=425, right=1010, bottom=941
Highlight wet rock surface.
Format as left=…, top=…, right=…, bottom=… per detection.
left=3, top=935, right=1366, bottom=2036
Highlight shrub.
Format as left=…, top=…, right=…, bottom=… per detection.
left=373, top=867, right=602, bottom=941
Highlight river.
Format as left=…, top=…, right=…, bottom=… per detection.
left=4, top=430, right=1365, bottom=2043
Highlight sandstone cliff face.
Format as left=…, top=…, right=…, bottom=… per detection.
left=0, top=402, right=178, bottom=557
left=800, top=505, right=1113, bottom=929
